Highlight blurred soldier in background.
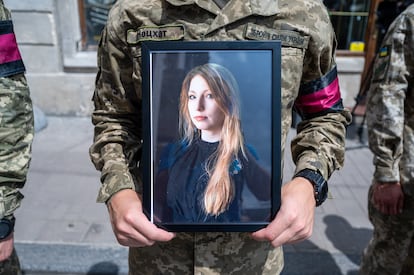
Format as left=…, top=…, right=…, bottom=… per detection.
left=359, top=2, right=414, bottom=274
left=351, top=0, right=414, bottom=143
left=0, top=0, right=34, bottom=274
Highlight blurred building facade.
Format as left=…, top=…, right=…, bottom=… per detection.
left=6, top=0, right=366, bottom=116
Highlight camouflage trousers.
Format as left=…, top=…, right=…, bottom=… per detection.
left=0, top=249, right=22, bottom=275
left=360, top=185, right=414, bottom=275
left=128, top=232, right=284, bottom=274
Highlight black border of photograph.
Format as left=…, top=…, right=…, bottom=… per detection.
left=141, top=40, right=281, bottom=232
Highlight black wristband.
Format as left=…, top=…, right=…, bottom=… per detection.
left=0, top=216, right=15, bottom=240
left=294, top=169, right=328, bottom=206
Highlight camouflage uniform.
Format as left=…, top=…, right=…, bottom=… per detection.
left=360, top=4, right=414, bottom=275
left=89, top=0, right=351, bottom=274
left=0, top=0, right=34, bottom=273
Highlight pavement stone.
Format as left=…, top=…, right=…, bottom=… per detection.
left=13, top=116, right=374, bottom=274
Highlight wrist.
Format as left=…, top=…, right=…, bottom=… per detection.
left=0, top=215, right=15, bottom=240
left=294, top=169, right=328, bottom=206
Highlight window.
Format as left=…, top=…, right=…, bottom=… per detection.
left=78, top=0, right=116, bottom=51
left=323, top=0, right=371, bottom=51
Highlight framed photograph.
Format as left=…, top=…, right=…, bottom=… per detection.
left=141, top=41, right=281, bottom=232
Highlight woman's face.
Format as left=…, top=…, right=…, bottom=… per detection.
left=187, top=74, right=225, bottom=141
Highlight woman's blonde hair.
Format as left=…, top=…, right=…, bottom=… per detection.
left=179, top=63, right=245, bottom=216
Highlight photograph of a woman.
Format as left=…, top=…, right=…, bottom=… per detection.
left=155, top=63, right=271, bottom=224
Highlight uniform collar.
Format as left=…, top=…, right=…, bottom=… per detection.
left=166, top=0, right=280, bottom=34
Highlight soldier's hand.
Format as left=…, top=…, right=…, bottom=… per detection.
left=372, top=181, right=404, bottom=215
left=0, top=233, right=14, bottom=261
left=107, top=189, right=175, bottom=247
left=251, top=177, right=316, bottom=247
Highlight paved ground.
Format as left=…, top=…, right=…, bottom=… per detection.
left=13, top=116, right=374, bottom=275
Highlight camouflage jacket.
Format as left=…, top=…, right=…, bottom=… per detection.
left=0, top=0, right=34, bottom=219
left=366, top=3, right=414, bottom=194
left=90, top=0, right=351, bottom=203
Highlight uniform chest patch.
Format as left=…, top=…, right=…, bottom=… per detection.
left=244, top=23, right=309, bottom=49
left=127, top=25, right=185, bottom=44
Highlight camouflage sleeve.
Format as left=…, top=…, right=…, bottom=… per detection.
left=0, top=74, right=33, bottom=219
left=0, top=4, right=34, bottom=219
left=89, top=6, right=143, bottom=203
left=365, top=11, right=414, bottom=183
left=291, top=2, right=352, bottom=180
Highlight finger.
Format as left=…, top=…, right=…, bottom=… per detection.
left=132, top=213, right=175, bottom=242
left=274, top=215, right=313, bottom=246
left=140, top=223, right=176, bottom=243
left=281, top=229, right=312, bottom=245
left=379, top=203, right=387, bottom=215
left=268, top=229, right=295, bottom=247
left=117, top=224, right=175, bottom=247
left=397, top=197, right=404, bottom=214
left=269, top=226, right=310, bottom=247
left=383, top=204, right=392, bottom=215
left=372, top=198, right=380, bottom=210
left=116, top=234, right=154, bottom=247
left=391, top=199, right=401, bottom=215
left=113, top=214, right=175, bottom=247
left=251, top=209, right=290, bottom=242
left=252, top=218, right=312, bottom=248
left=113, top=222, right=155, bottom=247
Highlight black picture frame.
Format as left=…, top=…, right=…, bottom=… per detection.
left=141, top=41, right=281, bottom=232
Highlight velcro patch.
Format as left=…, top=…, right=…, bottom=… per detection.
left=372, top=51, right=390, bottom=81
left=127, top=25, right=185, bottom=44
left=378, top=46, right=389, bottom=58
left=244, top=23, right=309, bottom=49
